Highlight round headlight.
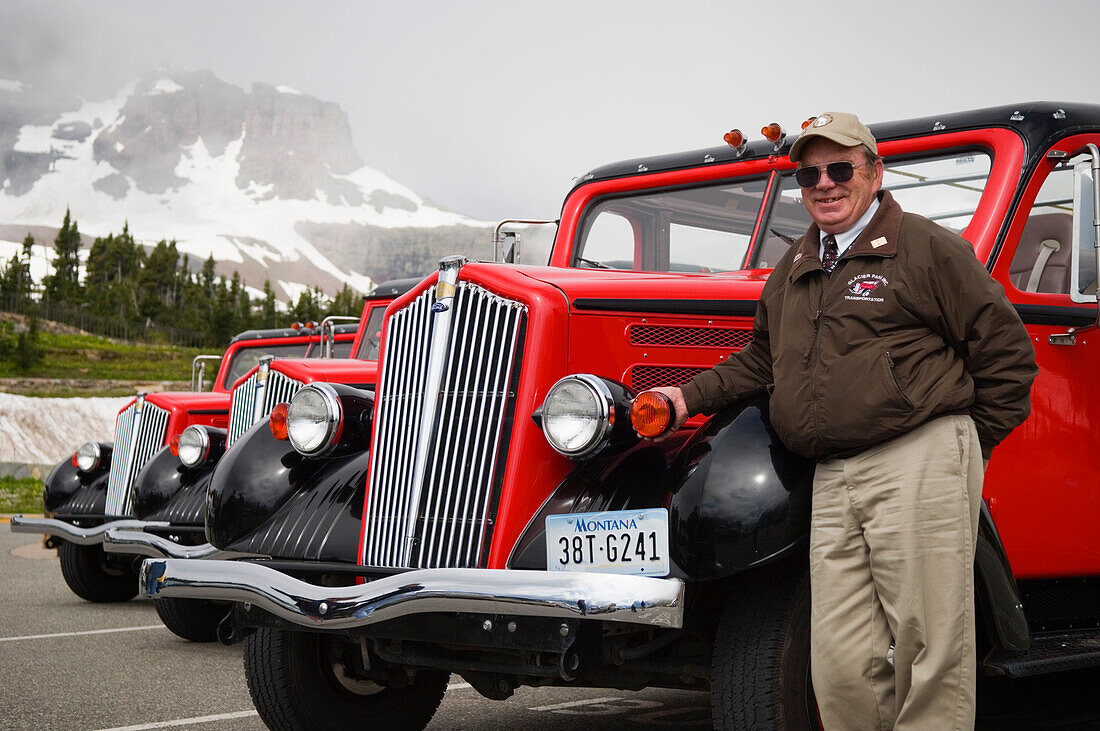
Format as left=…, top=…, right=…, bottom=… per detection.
left=287, top=384, right=342, bottom=455
left=177, top=426, right=210, bottom=467
left=75, top=442, right=102, bottom=472
left=540, top=375, right=613, bottom=457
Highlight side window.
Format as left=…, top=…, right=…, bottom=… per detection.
left=1008, top=158, right=1078, bottom=296
left=1071, top=158, right=1098, bottom=301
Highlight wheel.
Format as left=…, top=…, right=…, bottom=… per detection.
left=710, top=562, right=819, bottom=730
left=243, top=627, right=448, bottom=731
left=57, top=540, right=139, bottom=602
left=154, top=597, right=229, bottom=642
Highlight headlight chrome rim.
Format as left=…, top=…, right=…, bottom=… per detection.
left=540, top=374, right=615, bottom=458
left=177, top=426, right=211, bottom=468
left=75, top=441, right=102, bottom=472
left=286, top=383, right=343, bottom=456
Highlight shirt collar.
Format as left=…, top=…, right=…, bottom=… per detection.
left=819, top=196, right=880, bottom=258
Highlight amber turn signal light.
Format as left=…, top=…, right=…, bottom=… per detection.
left=801, top=116, right=817, bottom=130
left=761, top=122, right=785, bottom=143
left=269, top=402, right=289, bottom=441
left=169, top=434, right=181, bottom=457
left=630, top=391, right=674, bottom=439
left=723, top=129, right=744, bottom=148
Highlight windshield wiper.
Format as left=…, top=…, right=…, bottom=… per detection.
left=576, top=256, right=610, bottom=269
left=770, top=229, right=797, bottom=245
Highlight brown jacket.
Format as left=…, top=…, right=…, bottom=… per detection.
left=680, top=191, right=1036, bottom=460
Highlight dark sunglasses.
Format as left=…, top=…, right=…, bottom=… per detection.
left=794, top=161, right=867, bottom=188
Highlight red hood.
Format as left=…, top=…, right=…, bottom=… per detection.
left=269, top=358, right=380, bottom=387
left=509, top=264, right=770, bottom=302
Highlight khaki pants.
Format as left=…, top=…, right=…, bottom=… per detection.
left=809, top=414, right=984, bottom=730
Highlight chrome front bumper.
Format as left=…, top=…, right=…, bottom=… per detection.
left=140, top=559, right=685, bottom=630
left=102, top=528, right=234, bottom=560
left=9, top=516, right=169, bottom=545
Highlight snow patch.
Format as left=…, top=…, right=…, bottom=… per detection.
left=149, top=78, right=184, bottom=95
left=278, top=280, right=311, bottom=303
left=0, top=392, right=130, bottom=465
left=13, top=125, right=54, bottom=154
left=0, top=79, right=24, bottom=92
left=275, top=85, right=302, bottom=95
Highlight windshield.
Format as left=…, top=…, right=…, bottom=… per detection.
left=573, top=150, right=993, bottom=275
left=574, top=178, right=769, bottom=274
left=221, top=342, right=312, bottom=389
left=355, top=305, right=388, bottom=361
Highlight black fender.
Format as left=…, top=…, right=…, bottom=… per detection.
left=131, top=446, right=217, bottom=525
left=44, top=443, right=112, bottom=515
left=975, top=500, right=1029, bottom=651
left=510, top=396, right=815, bottom=581
left=206, top=418, right=369, bottom=563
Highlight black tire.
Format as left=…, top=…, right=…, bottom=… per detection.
left=710, top=563, right=819, bottom=730
left=243, top=627, right=448, bottom=731
left=153, top=597, right=229, bottom=642
left=57, top=540, right=139, bottom=603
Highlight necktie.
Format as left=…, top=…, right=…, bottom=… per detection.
left=821, top=234, right=839, bottom=274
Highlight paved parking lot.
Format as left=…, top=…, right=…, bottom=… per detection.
left=3, top=524, right=1098, bottom=730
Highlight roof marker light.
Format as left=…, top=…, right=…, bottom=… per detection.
left=761, top=122, right=786, bottom=145
left=723, top=129, right=747, bottom=157
left=801, top=117, right=817, bottom=130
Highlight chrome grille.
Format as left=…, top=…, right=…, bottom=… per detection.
left=227, top=364, right=303, bottom=446
left=363, top=278, right=526, bottom=569
left=104, top=398, right=170, bottom=516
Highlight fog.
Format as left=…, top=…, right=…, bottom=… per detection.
left=2, top=0, right=1098, bottom=221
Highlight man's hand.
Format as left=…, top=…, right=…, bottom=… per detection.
left=638, top=386, right=690, bottom=441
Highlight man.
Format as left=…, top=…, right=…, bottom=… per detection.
left=644, top=112, right=1037, bottom=729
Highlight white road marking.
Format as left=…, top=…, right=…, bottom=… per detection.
left=0, top=625, right=164, bottom=642
left=92, top=710, right=258, bottom=730
left=529, top=697, right=621, bottom=711
left=89, top=682, right=471, bottom=730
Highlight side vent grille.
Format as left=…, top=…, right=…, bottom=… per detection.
left=629, top=365, right=708, bottom=392
left=630, top=324, right=753, bottom=350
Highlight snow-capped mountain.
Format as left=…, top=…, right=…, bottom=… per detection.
left=0, top=69, right=492, bottom=300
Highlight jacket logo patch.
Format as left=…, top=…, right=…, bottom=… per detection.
left=845, top=273, right=888, bottom=302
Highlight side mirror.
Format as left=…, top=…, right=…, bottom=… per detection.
left=493, top=219, right=559, bottom=264
left=1071, top=156, right=1099, bottom=304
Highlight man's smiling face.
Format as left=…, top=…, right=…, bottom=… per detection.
left=798, top=138, right=883, bottom=235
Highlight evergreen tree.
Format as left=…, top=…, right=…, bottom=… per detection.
left=84, top=225, right=145, bottom=320
left=139, top=239, right=181, bottom=322
left=44, top=209, right=82, bottom=305
left=14, top=312, right=43, bottom=371
left=260, top=279, right=278, bottom=329
left=0, top=234, right=35, bottom=307
left=289, top=288, right=323, bottom=324
left=326, top=284, right=360, bottom=319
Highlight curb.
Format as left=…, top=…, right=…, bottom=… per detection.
left=1, top=515, right=43, bottom=524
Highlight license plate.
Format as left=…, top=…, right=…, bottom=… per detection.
left=545, top=508, right=670, bottom=576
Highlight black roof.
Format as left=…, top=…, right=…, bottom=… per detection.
left=574, top=102, right=1100, bottom=191
left=229, top=322, right=358, bottom=343
left=365, top=277, right=422, bottom=300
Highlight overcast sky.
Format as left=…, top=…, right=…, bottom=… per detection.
left=2, top=0, right=1098, bottom=222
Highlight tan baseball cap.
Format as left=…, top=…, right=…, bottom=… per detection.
left=788, top=112, right=877, bottom=162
